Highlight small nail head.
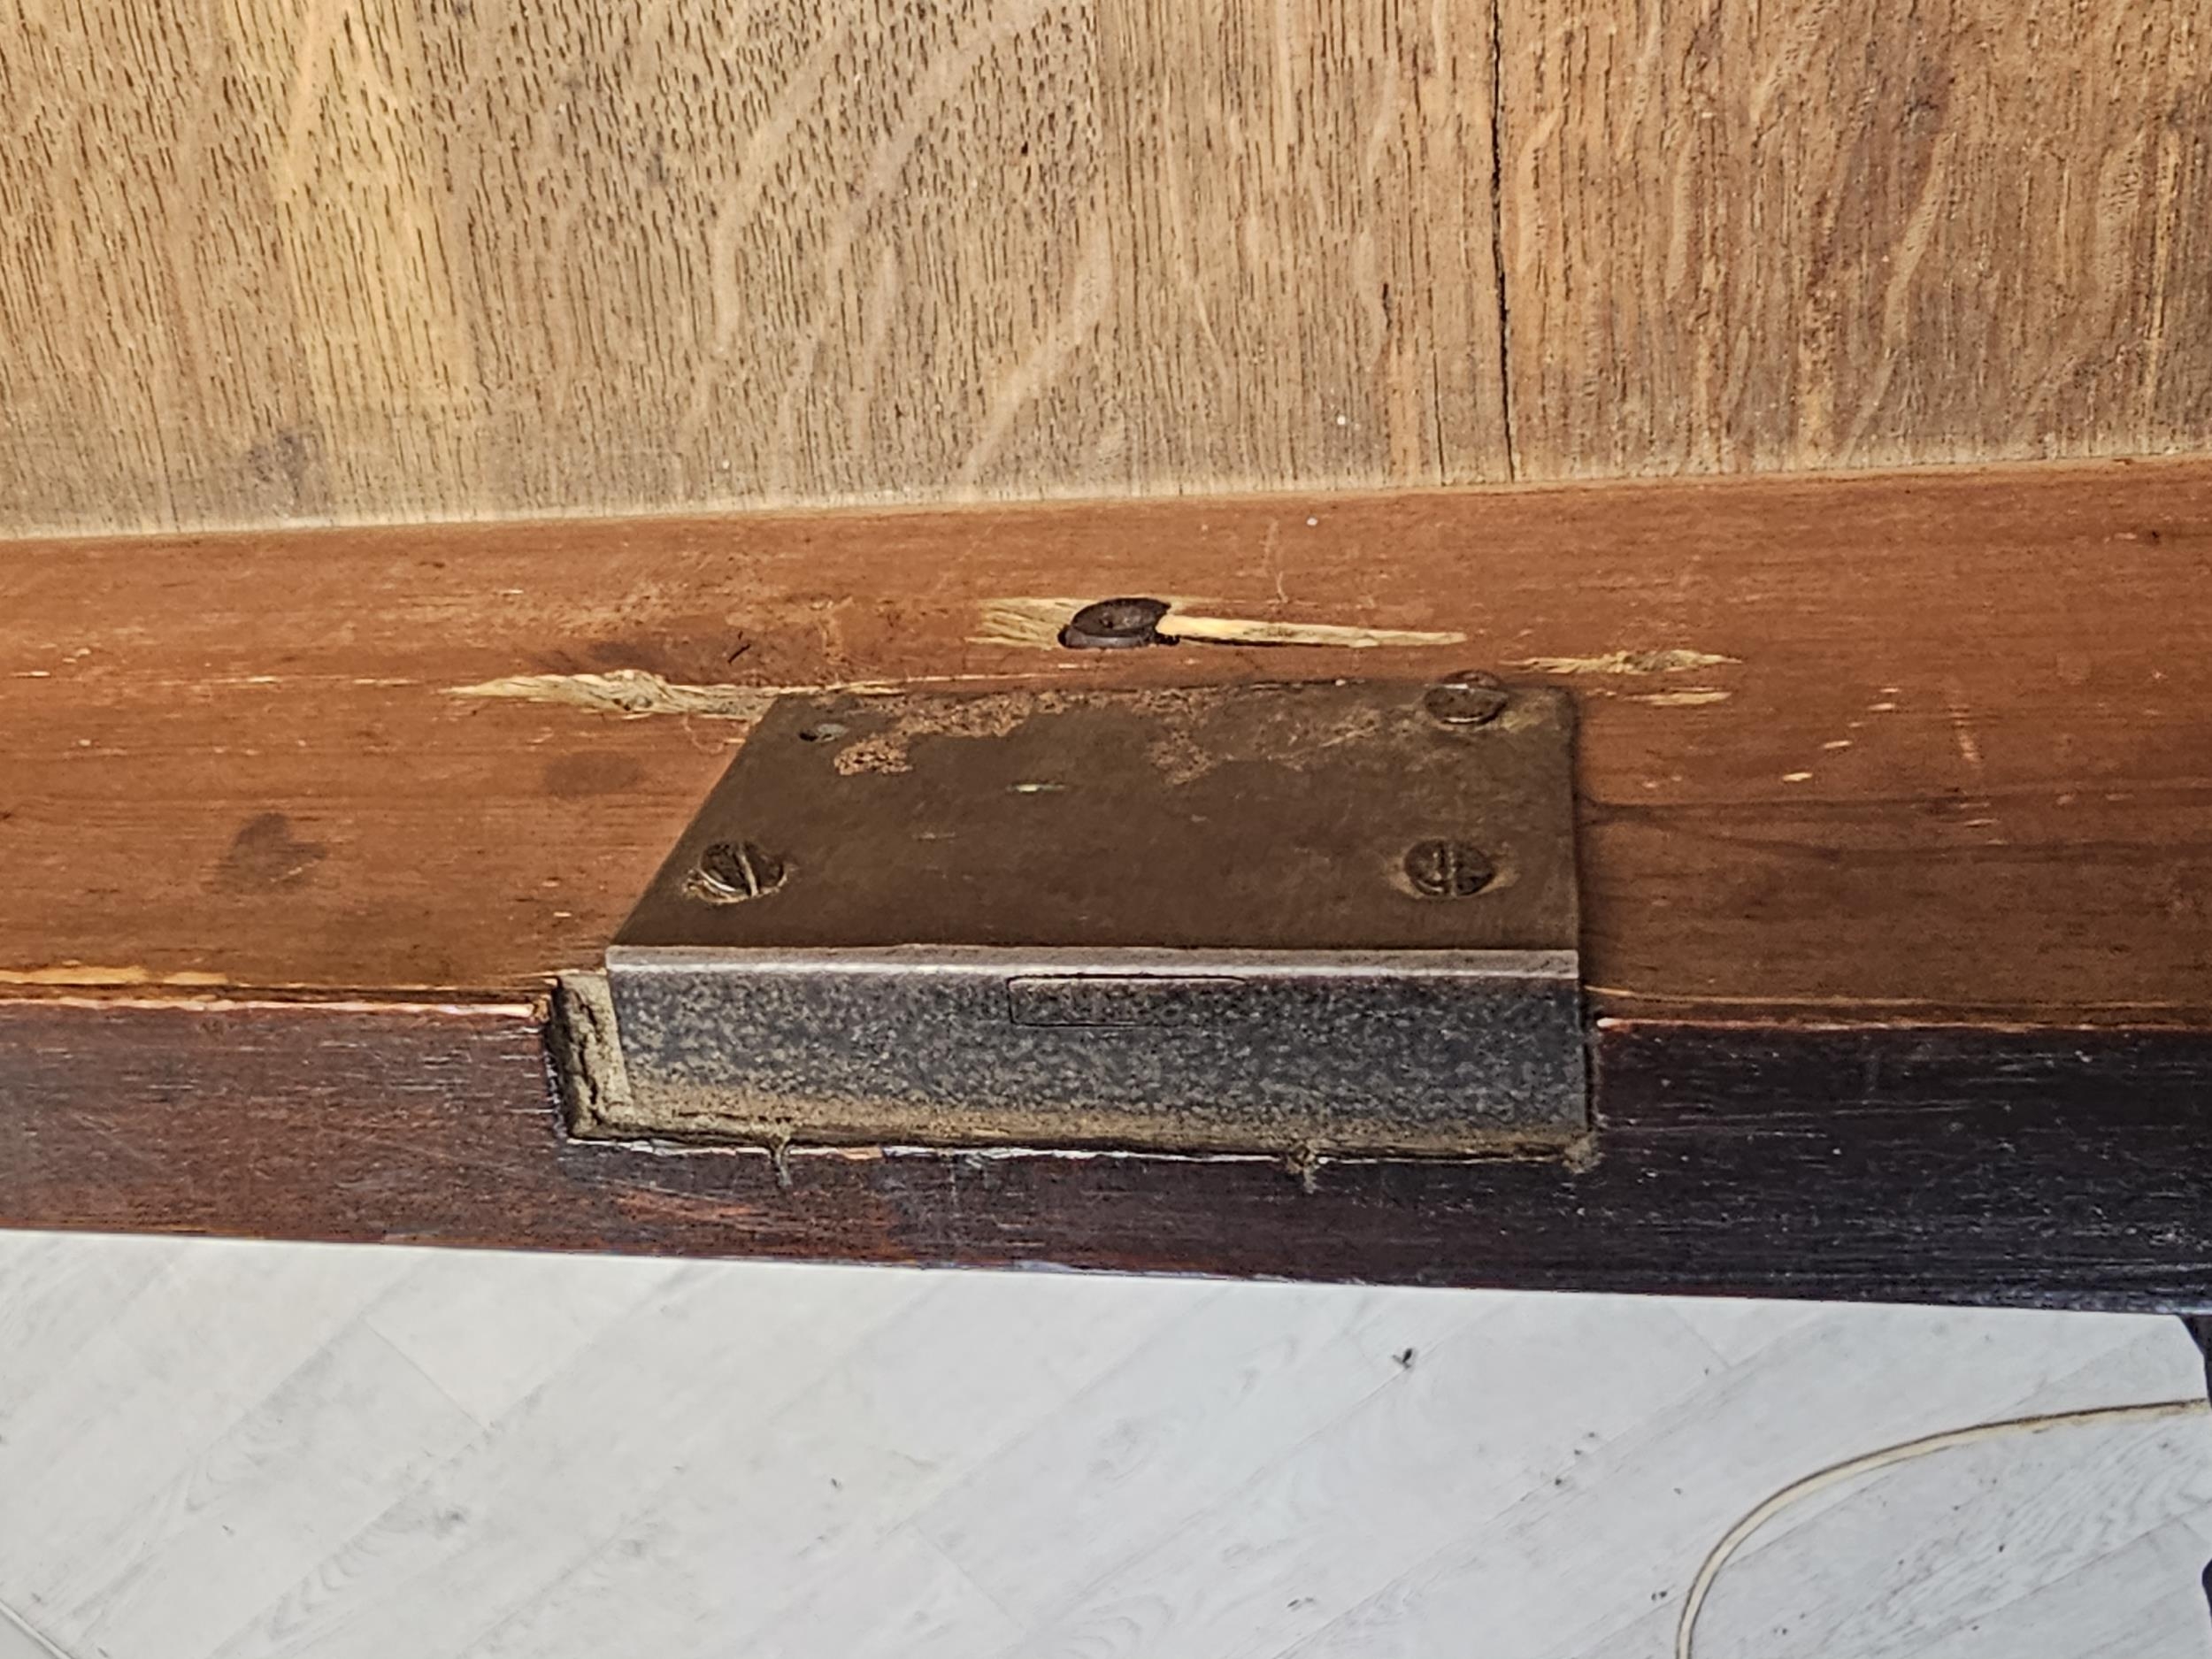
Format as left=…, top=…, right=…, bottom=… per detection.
left=1061, top=597, right=1171, bottom=649
left=1425, top=671, right=1509, bottom=727
left=1402, top=838, right=1496, bottom=899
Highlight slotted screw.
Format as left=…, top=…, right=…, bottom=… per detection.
left=689, top=840, right=786, bottom=902
left=1060, top=597, right=1170, bottom=649
left=1424, top=670, right=1509, bottom=727
left=1402, top=839, right=1496, bottom=899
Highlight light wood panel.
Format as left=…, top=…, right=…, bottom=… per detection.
left=1500, top=0, right=2212, bottom=477
left=0, top=0, right=1502, bottom=534
left=12, top=0, right=2208, bottom=535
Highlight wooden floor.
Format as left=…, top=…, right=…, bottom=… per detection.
left=1, top=1234, right=2208, bottom=1659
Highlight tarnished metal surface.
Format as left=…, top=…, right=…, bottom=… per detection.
left=603, top=946, right=1581, bottom=1156
left=594, top=680, right=1584, bottom=1158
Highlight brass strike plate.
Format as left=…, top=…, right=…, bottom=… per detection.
left=566, top=678, right=1584, bottom=1159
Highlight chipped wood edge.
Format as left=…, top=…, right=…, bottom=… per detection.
left=448, top=668, right=1003, bottom=719
left=449, top=628, right=1751, bottom=726
left=1516, top=649, right=1741, bottom=676
left=0, top=964, right=233, bottom=988
left=972, top=596, right=1468, bottom=651
left=1161, top=614, right=1467, bottom=648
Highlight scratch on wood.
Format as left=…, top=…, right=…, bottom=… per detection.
left=452, top=670, right=795, bottom=719
left=1518, top=649, right=1740, bottom=675
left=1631, top=687, right=1733, bottom=707
left=7, top=992, right=536, bottom=1016
left=1947, top=685, right=1986, bottom=771
left=1163, top=614, right=1467, bottom=649
left=973, top=597, right=1467, bottom=650
left=0, top=965, right=231, bottom=987
left=971, top=597, right=1109, bottom=648
left=449, top=668, right=935, bottom=719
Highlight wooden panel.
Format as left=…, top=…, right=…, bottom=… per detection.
left=0, top=0, right=1502, bottom=535
left=1, top=460, right=2207, bottom=1024
left=12, top=0, right=2208, bottom=535
left=1500, top=0, right=2212, bottom=477
left=2, top=462, right=2209, bottom=1302
left=5, top=999, right=2212, bottom=1307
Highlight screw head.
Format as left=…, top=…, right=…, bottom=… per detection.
left=1424, top=671, right=1509, bottom=727
left=1060, top=596, right=1170, bottom=649
left=1402, top=838, right=1496, bottom=899
left=689, top=840, right=786, bottom=903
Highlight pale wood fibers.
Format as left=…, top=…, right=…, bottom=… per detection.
left=0, top=462, right=2207, bottom=1023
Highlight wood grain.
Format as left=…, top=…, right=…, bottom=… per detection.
left=3, top=462, right=2210, bottom=1297
left=2, top=460, right=2207, bottom=1023
left=6, top=998, right=2212, bottom=1306
left=1500, top=0, right=2212, bottom=477
left=10, top=0, right=2209, bottom=533
left=0, top=0, right=1502, bottom=535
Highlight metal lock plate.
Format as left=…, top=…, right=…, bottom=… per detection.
left=585, top=679, right=1584, bottom=1158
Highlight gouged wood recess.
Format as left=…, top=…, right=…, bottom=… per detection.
left=1516, top=650, right=1741, bottom=677
left=0, top=966, right=232, bottom=988
left=4, top=0, right=2208, bottom=534
left=450, top=671, right=902, bottom=721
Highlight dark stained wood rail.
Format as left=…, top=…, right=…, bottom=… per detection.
left=3, top=458, right=2209, bottom=1305
left=7, top=1002, right=2210, bottom=1307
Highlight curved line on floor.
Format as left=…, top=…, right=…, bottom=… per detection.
left=1677, top=1395, right=2212, bottom=1659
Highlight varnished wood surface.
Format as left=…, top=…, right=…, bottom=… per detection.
left=4, top=1, right=2208, bottom=533
left=2, top=460, right=2208, bottom=1024
left=6, top=999, right=2212, bottom=1306
left=1502, top=0, right=2212, bottom=478
left=3, top=461, right=2210, bottom=1296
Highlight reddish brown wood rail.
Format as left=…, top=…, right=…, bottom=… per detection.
left=4, top=459, right=2209, bottom=1303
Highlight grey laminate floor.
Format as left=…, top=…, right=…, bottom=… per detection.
left=1, top=1231, right=2208, bottom=1659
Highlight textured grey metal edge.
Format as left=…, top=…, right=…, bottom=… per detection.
left=594, top=944, right=1586, bottom=1160
left=604, top=944, right=1580, bottom=980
